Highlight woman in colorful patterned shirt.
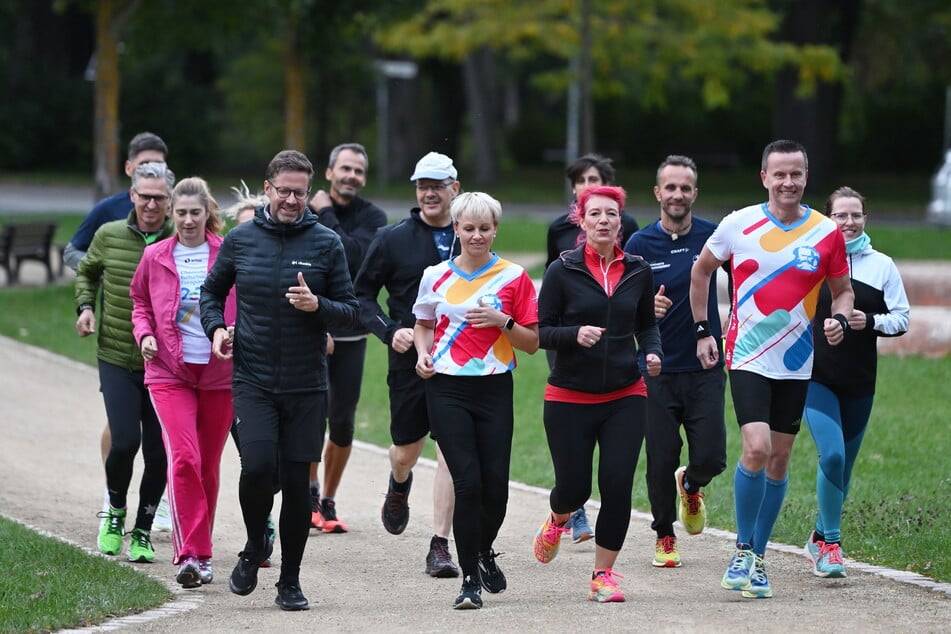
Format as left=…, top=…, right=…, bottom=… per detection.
left=413, top=192, right=539, bottom=610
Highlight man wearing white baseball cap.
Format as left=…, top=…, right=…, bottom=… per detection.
left=410, top=151, right=458, bottom=182
left=354, top=151, right=461, bottom=579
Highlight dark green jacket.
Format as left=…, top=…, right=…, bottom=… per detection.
left=75, top=211, right=175, bottom=370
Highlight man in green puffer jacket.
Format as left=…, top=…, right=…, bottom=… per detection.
left=75, top=161, right=176, bottom=564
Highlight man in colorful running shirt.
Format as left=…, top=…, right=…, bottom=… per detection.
left=689, top=140, right=854, bottom=599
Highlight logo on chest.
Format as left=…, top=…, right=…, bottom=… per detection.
left=792, top=245, right=819, bottom=272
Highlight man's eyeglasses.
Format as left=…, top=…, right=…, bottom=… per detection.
left=830, top=212, right=866, bottom=221
left=416, top=180, right=455, bottom=193
left=268, top=180, right=310, bottom=201
left=133, top=189, right=169, bottom=204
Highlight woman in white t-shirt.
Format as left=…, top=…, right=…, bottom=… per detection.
left=413, top=192, right=539, bottom=610
left=131, top=177, right=236, bottom=589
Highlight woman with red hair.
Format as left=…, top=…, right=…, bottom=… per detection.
left=533, top=185, right=662, bottom=603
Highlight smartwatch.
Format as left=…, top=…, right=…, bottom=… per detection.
left=504, top=317, right=515, bottom=331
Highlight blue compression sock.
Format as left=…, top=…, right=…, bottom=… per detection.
left=733, top=463, right=766, bottom=547
left=752, top=475, right=788, bottom=556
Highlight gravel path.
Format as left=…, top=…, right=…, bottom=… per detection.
left=1, top=335, right=950, bottom=633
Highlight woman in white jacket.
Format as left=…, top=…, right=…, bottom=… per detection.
left=803, top=186, right=910, bottom=579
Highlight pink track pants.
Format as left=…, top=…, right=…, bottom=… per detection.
left=149, top=377, right=233, bottom=564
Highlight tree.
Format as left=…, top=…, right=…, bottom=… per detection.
left=770, top=0, right=861, bottom=190
left=375, top=0, right=844, bottom=182
left=89, top=0, right=141, bottom=200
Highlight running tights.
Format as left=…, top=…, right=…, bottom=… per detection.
left=543, top=396, right=646, bottom=551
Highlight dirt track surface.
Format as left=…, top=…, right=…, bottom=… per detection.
left=2, top=335, right=949, bottom=633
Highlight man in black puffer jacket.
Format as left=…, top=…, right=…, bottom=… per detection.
left=200, top=150, right=358, bottom=611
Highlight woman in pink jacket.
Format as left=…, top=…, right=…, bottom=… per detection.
left=131, top=176, right=236, bottom=589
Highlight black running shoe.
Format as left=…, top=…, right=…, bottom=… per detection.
left=477, top=549, right=507, bottom=593
left=453, top=575, right=483, bottom=610
left=275, top=581, right=310, bottom=611
left=382, top=471, right=412, bottom=535
left=229, top=538, right=273, bottom=596
left=319, top=499, right=348, bottom=533
left=426, top=535, right=460, bottom=578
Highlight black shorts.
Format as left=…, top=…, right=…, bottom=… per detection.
left=232, top=382, right=327, bottom=462
left=387, top=368, right=431, bottom=446
left=728, top=369, right=808, bottom=435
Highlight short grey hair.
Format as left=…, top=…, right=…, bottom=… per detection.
left=132, top=161, right=175, bottom=192
left=450, top=192, right=502, bottom=226
left=328, top=143, right=369, bottom=170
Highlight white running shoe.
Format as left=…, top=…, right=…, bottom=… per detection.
left=153, top=494, right=172, bottom=532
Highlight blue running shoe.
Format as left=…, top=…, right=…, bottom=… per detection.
left=804, top=530, right=821, bottom=564
left=742, top=555, right=773, bottom=598
left=813, top=542, right=847, bottom=578
left=566, top=508, right=594, bottom=544
left=721, top=548, right=754, bottom=591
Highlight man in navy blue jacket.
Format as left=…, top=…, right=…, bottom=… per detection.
left=624, top=155, right=726, bottom=569
left=63, top=132, right=168, bottom=271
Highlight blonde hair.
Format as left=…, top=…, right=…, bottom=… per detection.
left=450, top=191, right=502, bottom=226
left=222, top=180, right=268, bottom=224
left=171, top=176, right=222, bottom=234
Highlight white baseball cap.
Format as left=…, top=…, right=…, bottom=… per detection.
left=410, top=151, right=457, bottom=181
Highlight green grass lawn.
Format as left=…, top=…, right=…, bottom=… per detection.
left=0, top=517, right=170, bottom=632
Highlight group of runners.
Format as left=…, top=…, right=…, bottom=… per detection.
left=70, top=134, right=908, bottom=611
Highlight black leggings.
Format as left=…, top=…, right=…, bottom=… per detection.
left=238, top=441, right=309, bottom=583
left=426, top=372, right=513, bottom=581
left=233, top=386, right=326, bottom=584
left=326, top=338, right=367, bottom=446
left=543, top=396, right=646, bottom=551
left=230, top=421, right=280, bottom=495
left=99, top=360, right=166, bottom=532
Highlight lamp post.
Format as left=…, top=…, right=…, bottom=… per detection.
left=374, top=60, right=418, bottom=188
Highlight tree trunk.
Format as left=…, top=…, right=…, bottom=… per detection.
left=283, top=11, right=306, bottom=152
left=462, top=48, right=498, bottom=186
left=423, top=59, right=465, bottom=168
left=579, top=0, right=594, bottom=154
left=93, top=0, right=122, bottom=201
left=771, top=0, right=861, bottom=192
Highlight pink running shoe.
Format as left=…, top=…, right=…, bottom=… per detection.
left=533, top=513, right=569, bottom=564
left=588, top=568, right=625, bottom=603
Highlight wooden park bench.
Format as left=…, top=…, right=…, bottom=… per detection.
left=0, top=221, right=59, bottom=285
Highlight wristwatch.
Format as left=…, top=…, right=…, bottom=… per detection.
left=504, top=316, right=515, bottom=331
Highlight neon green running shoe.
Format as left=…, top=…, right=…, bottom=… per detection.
left=652, top=536, right=682, bottom=568
left=127, top=528, right=155, bottom=563
left=97, top=507, right=126, bottom=555
left=675, top=466, right=706, bottom=535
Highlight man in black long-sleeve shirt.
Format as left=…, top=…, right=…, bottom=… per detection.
left=305, top=143, right=387, bottom=534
